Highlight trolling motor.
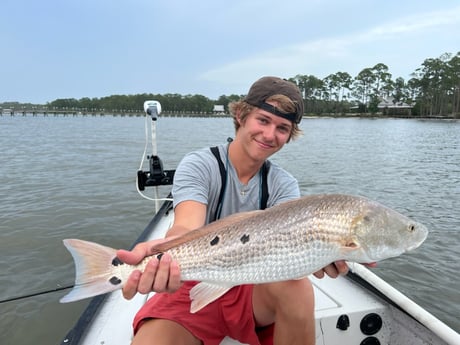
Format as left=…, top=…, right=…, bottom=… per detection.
left=144, top=100, right=161, bottom=121
left=137, top=101, right=175, bottom=191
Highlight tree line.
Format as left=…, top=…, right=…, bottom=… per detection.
left=288, top=52, right=459, bottom=117
left=3, top=52, right=459, bottom=118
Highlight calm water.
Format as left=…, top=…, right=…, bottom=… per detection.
left=0, top=115, right=459, bottom=344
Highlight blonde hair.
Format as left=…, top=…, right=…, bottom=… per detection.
left=228, top=94, right=303, bottom=141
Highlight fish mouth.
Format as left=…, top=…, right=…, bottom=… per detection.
left=406, top=241, right=424, bottom=251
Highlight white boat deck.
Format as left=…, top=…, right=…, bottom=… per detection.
left=73, top=272, right=450, bottom=345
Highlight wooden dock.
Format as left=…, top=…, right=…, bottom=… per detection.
left=0, top=109, right=230, bottom=118
left=0, top=109, right=144, bottom=117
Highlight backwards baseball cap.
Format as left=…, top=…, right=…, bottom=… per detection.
left=244, top=76, right=304, bottom=124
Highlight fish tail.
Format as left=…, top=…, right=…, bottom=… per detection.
left=60, top=239, right=122, bottom=303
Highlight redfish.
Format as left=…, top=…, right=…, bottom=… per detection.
left=60, top=194, right=428, bottom=312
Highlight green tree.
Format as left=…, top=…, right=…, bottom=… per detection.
left=392, top=77, right=408, bottom=103
left=352, top=68, right=376, bottom=112
left=372, top=63, right=393, bottom=97
left=293, top=74, right=324, bottom=114
left=323, top=72, right=352, bottom=114
left=412, top=53, right=452, bottom=116
left=216, top=94, right=242, bottom=111
left=446, top=52, right=460, bottom=117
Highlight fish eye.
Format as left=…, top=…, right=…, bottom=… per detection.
left=408, top=224, right=416, bottom=232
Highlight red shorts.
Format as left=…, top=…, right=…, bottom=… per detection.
left=133, top=281, right=274, bottom=345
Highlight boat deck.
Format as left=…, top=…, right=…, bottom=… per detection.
left=70, top=271, right=447, bottom=345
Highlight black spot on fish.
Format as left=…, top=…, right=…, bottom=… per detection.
left=109, top=276, right=122, bottom=285
left=156, top=253, right=164, bottom=260
left=240, top=234, right=250, bottom=244
left=111, top=257, right=124, bottom=266
left=210, top=236, right=220, bottom=246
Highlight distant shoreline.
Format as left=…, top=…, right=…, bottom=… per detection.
left=1, top=110, right=458, bottom=120
left=0, top=112, right=460, bottom=120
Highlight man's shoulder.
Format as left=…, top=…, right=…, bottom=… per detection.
left=177, top=145, right=225, bottom=176
left=184, top=144, right=226, bottom=159
left=267, top=161, right=296, bottom=181
left=182, top=146, right=220, bottom=164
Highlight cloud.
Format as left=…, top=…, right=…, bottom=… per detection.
left=199, top=5, right=460, bottom=88
left=363, top=5, right=460, bottom=39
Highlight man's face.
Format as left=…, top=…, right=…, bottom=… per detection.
left=237, top=101, right=293, bottom=162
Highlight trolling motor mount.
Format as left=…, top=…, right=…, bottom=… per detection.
left=137, top=100, right=174, bottom=190
left=137, top=155, right=175, bottom=190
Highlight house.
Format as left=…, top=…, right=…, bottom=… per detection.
left=377, top=97, right=412, bottom=115
left=213, top=105, right=225, bottom=114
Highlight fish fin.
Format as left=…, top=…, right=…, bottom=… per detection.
left=189, top=282, right=233, bottom=313
left=340, top=238, right=361, bottom=255
left=60, top=239, right=122, bottom=303
left=345, top=239, right=360, bottom=248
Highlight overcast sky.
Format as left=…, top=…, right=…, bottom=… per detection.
left=1, top=0, right=459, bottom=104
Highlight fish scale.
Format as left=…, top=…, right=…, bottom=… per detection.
left=60, top=193, right=428, bottom=311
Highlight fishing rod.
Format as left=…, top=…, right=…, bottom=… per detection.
left=0, top=284, right=74, bottom=304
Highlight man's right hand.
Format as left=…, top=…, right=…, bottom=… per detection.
left=116, top=239, right=182, bottom=300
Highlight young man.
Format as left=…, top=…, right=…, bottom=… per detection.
left=117, top=76, right=350, bottom=345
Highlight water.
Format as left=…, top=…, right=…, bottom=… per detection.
left=0, top=115, right=459, bottom=344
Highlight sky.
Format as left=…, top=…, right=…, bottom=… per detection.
left=1, top=0, right=459, bottom=104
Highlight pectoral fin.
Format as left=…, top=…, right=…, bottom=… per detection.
left=344, top=239, right=360, bottom=249
left=340, top=238, right=361, bottom=254
left=189, top=282, right=233, bottom=313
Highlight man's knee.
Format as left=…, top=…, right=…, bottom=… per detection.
left=253, top=279, right=314, bottom=325
left=132, top=319, right=202, bottom=345
left=275, top=279, right=314, bottom=317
